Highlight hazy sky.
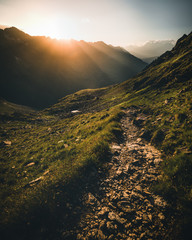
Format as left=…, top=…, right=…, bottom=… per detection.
left=0, top=0, right=191, bottom=46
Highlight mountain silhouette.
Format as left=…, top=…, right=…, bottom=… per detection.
left=0, top=27, right=147, bottom=108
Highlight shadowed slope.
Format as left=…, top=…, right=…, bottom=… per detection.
left=0, top=27, right=147, bottom=109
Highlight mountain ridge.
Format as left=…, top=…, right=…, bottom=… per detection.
left=0, top=27, right=147, bottom=109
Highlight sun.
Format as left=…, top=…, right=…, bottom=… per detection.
left=26, top=17, right=79, bottom=40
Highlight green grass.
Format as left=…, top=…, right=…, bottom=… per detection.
left=0, top=99, right=123, bottom=229
left=1, top=32, right=192, bottom=239
left=1, top=77, right=192, bottom=239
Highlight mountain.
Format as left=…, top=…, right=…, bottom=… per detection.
left=126, top=40, right=175, bottom=63
left=140, top=56, right=158, bottom=64
left=0, top=27, right=147, bottom=109
left=0, top=32, right=191, bottom=239
left=130, top=33, right=192, bottom=91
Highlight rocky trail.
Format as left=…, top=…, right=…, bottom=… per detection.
left=62, top=108, right=172, bottom=240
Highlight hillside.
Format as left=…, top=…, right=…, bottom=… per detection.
left=0, top=32, right=191, bottom=239
left=0, top=27, right=147, bottom=109
left=0, top=98, right=34, bottom=116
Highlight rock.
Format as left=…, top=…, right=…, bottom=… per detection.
left=108, top=212, right=126, bottom=224
left=123, top=191, right=130, bottom=198
left=89, top=228, right=98, bottom=238
left=29, top=176, right=42, bottom=185
left=43, top=170, right=49, bottom=175
left=142, top=214, right=149, bottom=221
left=130, top=191, right=143, bottom=200
left=164, top=99, right=169, bottom=104
left=148, top=214, right=153, bottom=221
left=135, top=185, right=142, bottom=192
left=136, top=137, right=142, bottom=143
left=71, top=110, right=81, bottom=114
left=158, top=213, right=165, bottom=220
left=106, top=221, right=114, bottom=230
left=146, top=152, right=154, bottom=160
left=125, top=164, right=130, bottom=172
left=111, top=145, right=121, bottom=156
left=108, top=212, right=117, bottom=221
left=26, top=162, right=35, bottom=167
left=140, top=232, right=146, bottom=239
left=98, top=229, right=106, bottom=239
left=153, top=196, right=167, bottom=207
left=111, top=145, right=121, bottom=150
left=87, top=193, right=99, bottom=206
left=108, top=234, right=115, bottom=240
left=99, top=220, right=107, bottom=230
left=76, top=233, right=82, bottom=239
left=154, top=158, right=162, bottom=165
left=3, top=140, right=12, bottom=146
left=116, top=168, right=123, bottom=176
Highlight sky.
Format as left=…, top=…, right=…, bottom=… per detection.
left=0, top=0, right=192, bottom=46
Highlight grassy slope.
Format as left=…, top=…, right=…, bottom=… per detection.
left=0, top=88, right=124, bottom=228
left=0, top=98, right=34, bottom=116
left=0, top=32, right=192, bottom=238
left=121, top=32, right=192, bottom=238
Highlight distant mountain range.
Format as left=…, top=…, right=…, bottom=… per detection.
left=0, top=27, right=147, bottom=108
left=126, top=40, right=175, bottom=63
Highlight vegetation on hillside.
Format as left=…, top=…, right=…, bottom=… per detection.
left=0, top=32, right=191, bottom=239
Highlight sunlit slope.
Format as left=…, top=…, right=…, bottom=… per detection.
left=0, top=27, right=147, bottom=109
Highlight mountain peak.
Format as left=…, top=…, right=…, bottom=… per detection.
left=3, top=27, right=30, bottom=41
left=173, top=31, right=192, bottom=52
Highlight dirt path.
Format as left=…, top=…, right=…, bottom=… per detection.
left=64, top=108, right=170, bottom=239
